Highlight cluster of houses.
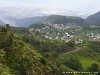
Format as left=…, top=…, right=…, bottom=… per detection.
left=28, top=23, right=85, bottom=44
left=87, top=33, right=100, bottom=41
left=41, top=31, right=74, bottom=41
left=43, top=22, right=82, bottom=30
left=90, top=25, right=98, bottom=28
left=75, top=39, right=83, bottom=44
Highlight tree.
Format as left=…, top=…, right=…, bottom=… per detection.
left=0, top=24, right=10, bottom=32
left=64, top=57, right=82, bottom=71
left=5, top=24, right=10, bottom=31
left=66, top=41, right=75, bottom=48
left=87, top=63, right=99, bottom=72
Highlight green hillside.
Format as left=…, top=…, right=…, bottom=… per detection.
left=0, top=25, right=76, bottom=75
left=59, top=41, right=100, bottom=75
left=44, top=15, right=86, bottom=26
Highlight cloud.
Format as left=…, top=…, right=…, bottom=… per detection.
left=0, top=0, right=100, bottom=14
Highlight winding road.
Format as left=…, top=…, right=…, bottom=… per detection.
left=59, top=47, right=80, bottom=56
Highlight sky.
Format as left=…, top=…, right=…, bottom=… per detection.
left=0, top=0, right=100, bottom=14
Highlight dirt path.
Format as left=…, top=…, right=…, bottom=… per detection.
left=59, top=47, right=80, bottom=56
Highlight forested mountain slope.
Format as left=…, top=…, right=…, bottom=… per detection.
left=44, top=15, right=86, bottom=26
left=86, top=11, right=100, bottom=25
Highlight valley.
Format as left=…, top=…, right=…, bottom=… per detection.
left=0, top=7, right=100, bottom=75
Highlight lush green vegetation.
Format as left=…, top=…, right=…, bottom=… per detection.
left=1, top=11, right=100, bottom=75
left=86, top=11, right=100, bottom=25
left=59, top=41, right=100, bottom=75
left=0, top=25, right=77, bottom=75
left=45, top=15, right=86, bottom=26
left=0, top=24, right=100, bottom=75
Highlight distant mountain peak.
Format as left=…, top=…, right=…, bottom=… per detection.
left=86, top=11, right=100, bottom=25
left=40, top=15, right=86, bottom=26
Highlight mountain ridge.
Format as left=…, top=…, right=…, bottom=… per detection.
left=41, top=15, right=87, bottom=26
left=86, top=11, right=100, bottom=25
left=0, top=7, right=90, bottom=27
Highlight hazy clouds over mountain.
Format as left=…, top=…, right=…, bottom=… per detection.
left=0, top=7, right=90, bottom=27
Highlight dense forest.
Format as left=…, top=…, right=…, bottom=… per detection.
left=0, top=25, right=76, bottom=75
